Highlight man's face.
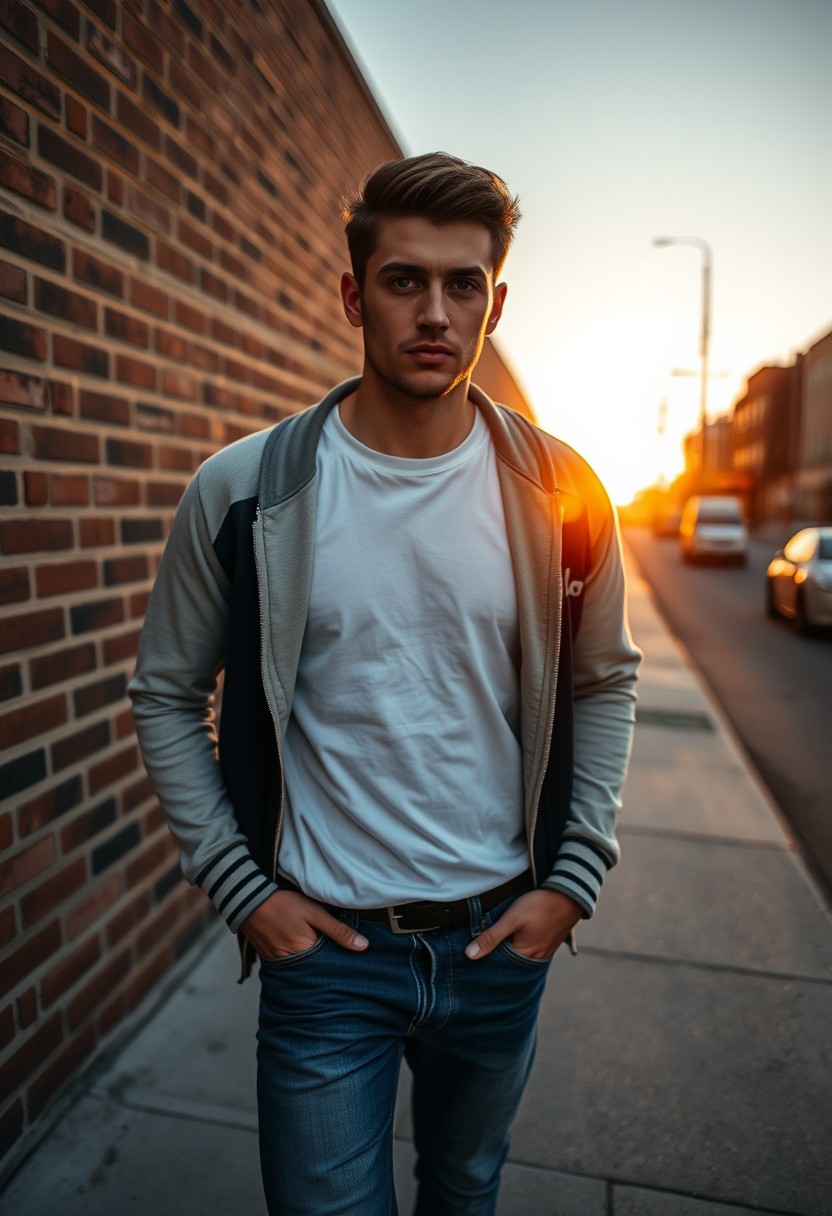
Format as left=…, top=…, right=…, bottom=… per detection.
left=340, top=216, right=507, bottom=402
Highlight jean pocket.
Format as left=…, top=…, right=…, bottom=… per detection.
left=258, top=935, right=329, bottom=969
left=497, top=940, right=554, bottom=969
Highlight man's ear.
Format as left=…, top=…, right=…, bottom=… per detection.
left=340, top=272, right=363, bottom=329
left=485, top=282, right=508, bottom=336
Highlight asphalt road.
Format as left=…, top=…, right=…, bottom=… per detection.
left=625, top=526, right=832, bottom=903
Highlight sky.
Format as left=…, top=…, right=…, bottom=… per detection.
left=326, top=0, right=832, bottom=503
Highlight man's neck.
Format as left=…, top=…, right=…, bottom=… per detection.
left=338, top=378, right=476, bottom=459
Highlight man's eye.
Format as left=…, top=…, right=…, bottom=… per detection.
left=454, top=279, right=477, bottom=292
left=390, top=276, right=416, bottom=289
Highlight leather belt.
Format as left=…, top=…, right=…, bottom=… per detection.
left=339, top=869, right=532, bottom=935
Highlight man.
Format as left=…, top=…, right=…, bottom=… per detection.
left=130, top=152, right=640, bottom=1215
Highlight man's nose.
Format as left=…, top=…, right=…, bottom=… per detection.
left=417, top=284, right=449, bottom=329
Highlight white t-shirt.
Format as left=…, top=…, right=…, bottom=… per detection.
left=278, top=405, right=528, bottom=906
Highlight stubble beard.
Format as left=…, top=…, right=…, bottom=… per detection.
left=364, top=345, right=479, bottom=405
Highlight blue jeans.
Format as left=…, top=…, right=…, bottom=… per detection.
left=256, top=893, right=552, bottom=1215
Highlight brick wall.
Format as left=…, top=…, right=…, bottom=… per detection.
left=0, top=0, right=533, bottom=1172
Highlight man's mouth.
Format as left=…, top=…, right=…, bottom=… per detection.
left=406, top=343, right=455, bottom=363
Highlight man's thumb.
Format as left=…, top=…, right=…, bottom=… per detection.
left=465, top=918, right=511, bottom=960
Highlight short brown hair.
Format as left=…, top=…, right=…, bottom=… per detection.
left=341, top=152, right=521, bottom=286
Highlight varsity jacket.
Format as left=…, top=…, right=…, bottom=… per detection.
left=129, top=378, right=641, bottom=978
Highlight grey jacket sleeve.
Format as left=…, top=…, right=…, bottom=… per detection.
left=543, top=488, right=641, bottom=917
left=128, top=472, right=277, bottom=932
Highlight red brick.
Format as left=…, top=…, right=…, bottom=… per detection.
left=115, top=705, right=134, bottom=739
left=17, top=985, right=37, bottom=1027
left=105, top=887, right=149, bottom=947
left=130, top=278, right=168, bottom=317
left=22, top=856, right=87, bottom=927
left=65, top=875, right=120, bottom=941
left=38, top=125, right=102, bottom=192
left=79, top=388, right=131, bottom=426
left=70, top=595, right=124, bottom=634
left=156, top=240, right=194, bottom=283
left=102, top=554, right=148, bottom=585
left=47, top=32, right=110, bottom=110
left=165, top=134, right=197, bottom=179
left=63, top=185, right=96, bottom=231
left=115, top=354, right=156, bottom=389
left=0, top=607, right=64, bottom=654
left=33, top=424, right=99, bottom=463
left=0, top=1013, right=62, bottom=1096
left=35, top=560, right=97, bottom=597
left=53, top=333, right=109, bottom=378
left=34, top=277, right=97, bottom=328
left=0, top=368, right=45, bottom=414
left=93, top=475, right=140, bottom=506
left=155, top=327, right=188, bottom=360
left=0, top=259, right=26, bottom=302
left=122, top=773, right=152, bottom=813
left=201, top=268, right=228, bottom=302
left=188, top=343, right=219, bottom=374
left=73, top=671, right=126, bottom=716
left=35, top=0, right=80, bottom=38
left=65, top=94, right=86, bottom=138
left=50, top=379, right=74, bottom=415
left=0, top=662, right=22, bottom=702
left=41, top=934, right=101, bottom=1007
left=107, top=168, right=123, bottom=206
left=178, top=217, right=212, bottom=259
left=27, top=1024, right=98, bottom=1121
left=116, top=90, right=160, bottom=149
left=122, top=11, right=163, bottom=74
left=59, top=795, right=116, bottom=852
left=0, top=690, right=66, bottom=750
left=0, top=0, right=39, bottom=54
left=17, top=774, right=84, bottom=834
left=92, top=115, right=140, bottom=173
left=146, top=0, right=184, bottom=55
left=0, top=566, right=30, bottom=604
left=104, top=306, right=149, bottom=348
left=173, top=299, right=206, bottom=333
left=49, top=473, right=90, bottom=505
left=73, top=248, right=124, bottom=297
left=0, top=921, right=62, bottom=999
left=0, top=146, right=55, bottom=208
left=146, top=479, right=186, bottom=506
left=88, top=742, right=138, bottom=795
left=125, top=184, right=169, bottom=232
left=29, top=642, right=96, bottom=691
left=79, top=516, right=116, bottom=546
left=0, top=810, right=12, bottom=847
left=87, top=25, right=137, bottom=88
left=145, top=155, right=180, bottom=203
left=105, top=435, right=152, bottom=467
left=1, top=518, right=74, bottom=555
left=51, top=719, right=110, bottom=771
left=0, top=905, right=16, bottom=949
left=0, top=45, right=61, bottom=120
left=0, top=315, right=48, bottom=359
left=67, top=946, right=130, bottom=1027
left=102, top=626, right=141, bottom=664
left=25, top=470, right=48, bottom=505
left=0, top=834, right=56, bottom=898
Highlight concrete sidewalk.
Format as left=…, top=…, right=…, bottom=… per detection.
left=3, top=551, right=832, bottom=1215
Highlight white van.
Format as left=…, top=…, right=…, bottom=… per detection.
left=679, top=496, right=748, bottom=565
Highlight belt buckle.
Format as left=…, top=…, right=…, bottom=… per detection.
left=387, top=904, right=440, bottom=934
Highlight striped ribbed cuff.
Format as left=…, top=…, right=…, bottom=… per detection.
left=195, top=842, right=278, bottom=933
left=545, top=838, right=613, bottom=917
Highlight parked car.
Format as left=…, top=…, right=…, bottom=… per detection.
left=679, top=495, right=748, bottom=565
left=765, top=526, right=832, bottom=633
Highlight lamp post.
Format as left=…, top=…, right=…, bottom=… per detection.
left=653, top=236, right=712, bottom=479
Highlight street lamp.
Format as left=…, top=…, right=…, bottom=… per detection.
left=653, top=236, right=712, bottom=476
